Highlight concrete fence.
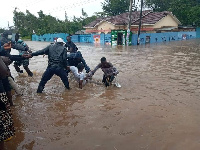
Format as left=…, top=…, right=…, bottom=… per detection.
left=133, top=31, right=196, bottom=45
left=196, top=28, right=200, bottom=38
left=32, top=31, right=197, bottom=45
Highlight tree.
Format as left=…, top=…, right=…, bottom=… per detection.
left=0, top=28, right=5, bottom=33
left=144, top=0, right=173, bottom=12
left=102, top=0, right=129, bottom=16
left=13, top=8, right=98, bottom=37
left=94, top=12, right=108, bottom=17
left=186, top=6, right=200, bottom=26
left=144, top=0, right=200, bottom=26
left=82, top=8, right=88, bottom=18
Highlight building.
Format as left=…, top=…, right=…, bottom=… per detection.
left=84, top=10, right=181, bottom=34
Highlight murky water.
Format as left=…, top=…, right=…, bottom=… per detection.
left=5, top=39, right=200, bottom=150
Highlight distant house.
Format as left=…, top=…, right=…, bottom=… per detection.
left=84, top=10, right=182, bottom=34
left=75, top=30, right=87, bottom=35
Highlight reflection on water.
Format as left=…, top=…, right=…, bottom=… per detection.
left=5, top=39, right=200, bottom=150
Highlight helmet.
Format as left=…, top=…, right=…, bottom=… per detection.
left=57, top=38, right=65, bottom=43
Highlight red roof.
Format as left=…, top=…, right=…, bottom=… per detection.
left=84, top=11, right=180, bottom=28
left=134, top=11, right=173, bottom=25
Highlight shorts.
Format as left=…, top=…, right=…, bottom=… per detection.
left=102, top=74, right=115, bottom=87
left=14, top=59, right=29, bottom=67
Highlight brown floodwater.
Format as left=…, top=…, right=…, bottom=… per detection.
left=4, top=39, right=200, bottom=150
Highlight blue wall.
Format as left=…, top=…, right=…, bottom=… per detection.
left=32, top=33, right=111, bottom=44
left=134, top=31, right=196, bottom=45
left=32, top=31, right=197, bottom=45
left=32, top=33, right=69, bottom=42
left=196, top=28, right=200, bottom=38
left=79, top=34, right=93, bottom=43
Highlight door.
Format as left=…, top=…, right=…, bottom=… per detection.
left=117, top=32, right=123, bottom=45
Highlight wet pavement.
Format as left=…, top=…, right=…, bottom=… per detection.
left=5, top=39, right=200, bottom=150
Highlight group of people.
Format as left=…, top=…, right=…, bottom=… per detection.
left=23, top=36, right=119, bottom=92
left=0, top=31, right=119, bottom=149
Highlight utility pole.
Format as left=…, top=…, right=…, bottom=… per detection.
left=128, top=0, right=133, bottom=30
left=8, top=21, right=10, bottom=29
left=65, top=11, right=68, bottom=21
left=127, top=0, right=133, bottom=45
left=137, top=0, right=144, bottom=45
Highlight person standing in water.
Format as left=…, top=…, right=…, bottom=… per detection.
left=23, top=38, right=70, bottom=93
left=0, top=45, right=15, bottom=150
left=13, top=39, right=33, bottom=77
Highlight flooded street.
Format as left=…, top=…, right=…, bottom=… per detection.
left=5, top=39, right=200, bottom=150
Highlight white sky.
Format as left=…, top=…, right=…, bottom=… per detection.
left=0, top=0, right=105, bottom=28
left=0, top=0, right=141, bottom=29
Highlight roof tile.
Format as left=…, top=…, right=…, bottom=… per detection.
left=84, top=11, right=179, bottom=28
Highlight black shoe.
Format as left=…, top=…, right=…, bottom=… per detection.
left=37, top=86, right=44, bottom=93
left=66, top=87, right=71, bottom=90
left=28, top=72, right=33, bottom=77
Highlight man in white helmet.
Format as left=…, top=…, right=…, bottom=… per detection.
left=24, top=38, right=70, bottom=93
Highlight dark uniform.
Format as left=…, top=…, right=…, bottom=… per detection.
left=67, top=51, right=90, bottom=73
left=31, top=42, right=69, bottom=93
left=0, top=37, right=26, bottom=106
left=13, top=40, right=33, bottom=76
left=65, top=41, right=78, bottom=53
left=65, top=36, right=90, bottom=73
left=0, top=31, right=28, bottom=61
left=0, top=56, right=15, bottom=143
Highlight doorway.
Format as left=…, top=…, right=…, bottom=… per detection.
left=117, top=32, right=123, bottom=45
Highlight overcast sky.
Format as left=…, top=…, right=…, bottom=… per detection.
left=0, top=0, right=141, bottom=29
left=0, top=0, right=105, bottom=28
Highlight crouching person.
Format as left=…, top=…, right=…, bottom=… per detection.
left=90, top=57, right=119, bottom=87
left=67, top=63, right=89, bottom=89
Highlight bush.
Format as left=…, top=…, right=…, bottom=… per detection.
left=21, top=36, right=31, bottom=41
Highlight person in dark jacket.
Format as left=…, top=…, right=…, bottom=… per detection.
left=65, top=36, right=90, bottom=73
left=0, top=46, right=15, bottom=150
left=13, top=39, right=33, bottom=77
left=15, top=32, right=19, bottom=42
left=65, top=36, right=78, bottom=53
left=0, top=31, right=28, bottom=60
left=67, top=51, right=90, bottom=73
left=24, top=38, right=70, bottom=93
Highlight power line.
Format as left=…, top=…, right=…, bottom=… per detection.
left=46, top=0, right=99, bottom=14
left=24, top=0, right=47, bottom=8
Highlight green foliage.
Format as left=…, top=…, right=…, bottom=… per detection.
left=13, top=8, right=97, bottom=37
left=188, top=6, right=200, bottom=26
left=94, top=12, right=107, bottom=17
left=21, top=36, right=32, bottom=41
left=82, top=8, right=88, bottom=18
left=102, top=0, right=129, bottom=16
left=0, top=28, right=5, bottom=33
left=144, top=0, right=200, bottom=26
